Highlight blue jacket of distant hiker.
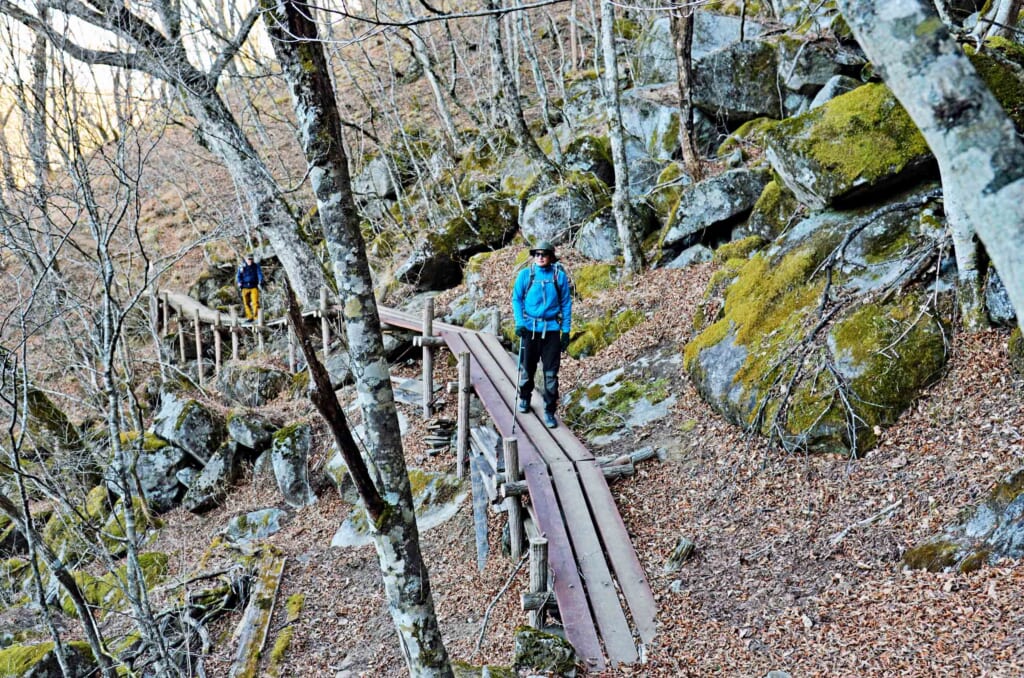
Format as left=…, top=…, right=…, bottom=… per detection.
left=511, top=263, right=572, bottom=335
left=236, top=261, right=264, bottom=289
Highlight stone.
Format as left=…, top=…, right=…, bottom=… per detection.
left=776, top=37, right=864, bottom=94
left=664, top=536, right=697, bottom=572
left=512, top=626, right=577, bottom=675
left=133, top=437, right=191, bottom=513
left=216, top=363, right=290, bottom=408
left=764, top=83, right=934, bottom=210
left=0, top=641, right=97, bottom=677
left=694, top=40, right=782, bottom=123
left=520, top=173, right=611, bottom=245
left=223, top=508, right=288, bottom=544
left=809, top=75, right=864, bottom=110
left=182, top=442, right=241, bottom=514
left=986, top=267, right=1016, bottom=326
left=271, top=423, right=317, bottom=508
left=663, top=244, right=713, bottom=269
left=150, top=392, right=227, bottom=465
left=226, top=411, right=277, bottom=453
left=663, top=168, right=772, bottom=251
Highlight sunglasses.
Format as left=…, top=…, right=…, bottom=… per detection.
left=533, top=251, right=552, bottom=257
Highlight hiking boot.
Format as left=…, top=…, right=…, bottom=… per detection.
left=517, top=399, right=529, bottom=413
left=544, top=412, right=557, bottom=428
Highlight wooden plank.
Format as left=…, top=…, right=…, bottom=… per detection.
left=520, top=458, right=605, bottom=672
left=576, top=460, right=658, bottom=646
left=548, top=461, right=638, bottom=665
left=470, top=455, right=489, bottom=571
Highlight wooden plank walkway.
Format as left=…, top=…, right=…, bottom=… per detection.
left=379, top=306, right=656, bottom=670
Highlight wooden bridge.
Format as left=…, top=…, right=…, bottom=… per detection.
left=158, top=292, right=657, bottom=671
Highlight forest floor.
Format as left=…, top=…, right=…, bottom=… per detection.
left=146, top=245, right=1024, bottom=677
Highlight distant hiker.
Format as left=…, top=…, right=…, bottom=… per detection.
left=511, top=240, right=572, bottom=428
left=237, top=254, right=265, bottom=321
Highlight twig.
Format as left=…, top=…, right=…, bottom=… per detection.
left=828, top=499, right=903, bottom=547
left=474, top=552, right=529, bottom=656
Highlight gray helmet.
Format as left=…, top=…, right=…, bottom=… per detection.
left=529, top=240, right=557, bottom=258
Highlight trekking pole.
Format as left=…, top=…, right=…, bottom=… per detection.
left=511, top=335, right=523, bottom=436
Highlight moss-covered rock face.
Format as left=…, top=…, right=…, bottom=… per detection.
left=744, top=179, right=804, bottom=239
left=694, top=39, right=782, bottom=122
left=562, top=135, right=614, bottom=186
left=716, top=116, right=779, bottom=161
left=647, top=162, right=691, bottom=223
left=512, top=626, right=577, bottom=675
left=684, top=186, right=951, bottom=455
left=1008, top=328, right=1024, bottom=375
left=25, top=388, right=81, bottom=457
left=520, top=172, right=612, bottom=246
left=427, top=194, right=519, bottom=260
left=968, top=38, right=1024, bottom=131
left=59, top=552, right=169, bottom=618
left=572, top=263, right=619, bottom=300
left=568, top=308, right=645, bottom=359
left=764, top=82, right=934, bottom=209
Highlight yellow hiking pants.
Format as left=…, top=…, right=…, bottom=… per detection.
left=241, top=287, right=260, bottom=320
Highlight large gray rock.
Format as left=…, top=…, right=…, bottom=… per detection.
left=513, top=627, right=577, bottom=675
left=776, top=37, right=864, bottom=94
left=575, top=205, right=655, bottom=262
left=150, top=393, right=226, bottom=464
left=986, top=267, right=1016, bottom=326
left=271, top=423, right=316, bottom=508
left=663, top=244, right=714, bottom=269
left=633, top=12, right=766, bottom=86
left=0, top=641, right=97, bottom=677
left=694, top=40, right=782, bottom=123
left=663, top=168, right=771, bottom=251
left=182, top=442, right=240, bottom=514
left=226, top=411, right=277, bottom=452
left=904, top=467, right=1024, bottom=572
left=134, top=436, right=191, bottom=513
left=520, top=174, right=611, bottom=245
left=222, top=508, right=288, bottom=544
left=216, top=363, right=290, bottom=408
left=808, top=75, right=863, bottom=110
left=684, top=187, right=951, bottom=455
left=764, top=82, right=934, bottom=210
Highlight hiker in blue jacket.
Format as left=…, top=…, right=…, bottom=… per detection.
left=511, top=240, right=572, bottom=428
left=236, top=254, right=265, bottom=320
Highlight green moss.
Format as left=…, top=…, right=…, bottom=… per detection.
left=428, top=195, right=518, bottom=258
left=26, top=388, right=81, bottom=451
left=989, top=468, right=1024, bottom=506
left=968, top=46, right=1024, bottom=130
left=716, top=117, right=779, bottom=159
left=613, top=17, right=640, bottom=40
left=120, top=431, right=169, bottom=452
left=451, top=661, right=516, bottom=678
left=765, top=82, right=930, bottom=187
left=572, top=263, right=618, bottom=299
left=60, top=552, right=169, bottom=618
left=290, top=370, right=310, bottom=397
left=649, top=163, right=689, bottom=223
left=714, top=235, right=766, bottom=264
left=958, top=549, right=990, bottom=574
left=902, top=539, right=959, bottom=572
left=0, top=642, right=53, bottom=676
left=466, top=251, right=495, bottom=275
left=568, top=308, right=645, bottom=358
left=566, top=378, right=669, bottom=436
left=272, top=422, right=304, bottom=446
left=84, top=485, right=111, bottom=519
left=747, top=179, right=803, bottom=238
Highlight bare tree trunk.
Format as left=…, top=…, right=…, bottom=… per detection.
left=600, top=0, right=644, bottom=273
left=397, top=0, right=459, bottom=149
left=670, top=2, right=704, bottom=180
left=837, top=0, right=1024, bottom=320
left=262, top=2, right=452, bottom=674
left=944, top=185, right=987, bottom=330
left=972, top=0, right=1023, bottom=39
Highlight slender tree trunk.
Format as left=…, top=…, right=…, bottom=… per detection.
left=670, top=2, right=703, bottom=180
left=262, top=2, right=452, bottom=674
left=600, top=0, right=643, bottom=273
left=973, top=0, right=1023, bottom=39
left=397, top=0, right=459, bottom=149
left=945, top=185, right=987, bottom=330
left=837, top=0, right=1024, bottom=320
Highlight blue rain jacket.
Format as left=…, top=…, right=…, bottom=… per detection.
left=511, top=263, right=572, bottom=334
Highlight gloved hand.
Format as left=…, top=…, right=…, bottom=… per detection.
left=560, top=332, right=570, bottom=352
left=515, top=326, right=527, bottom=338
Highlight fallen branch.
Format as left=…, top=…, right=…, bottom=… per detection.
left=474, top=552, right=529, bottom=656
left=828, top=499, right=903, bottom=547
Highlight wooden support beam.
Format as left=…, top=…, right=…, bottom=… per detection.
left=422, top=297, right=434, bottom=419
left=503, top=437, right=523, bottom=561
left=500, top=480, right=529, bottom=499
left=214, top=316, right=223, bottom=377
left=456, top=351, right=470, bottom=479
left=489, top=308, right=501, bottom=335
left=521, top=590, right=556, bottom=612
left=194, top=309, right=204, bottom=386
left=257, top=308, right=265, bottom=353
left=287, top=322, right=296, bottom=372
left=528, top=537, right=549, bottom=628
left=320, top=287, right=330, bottom=359
left=230, top=308, right=239, bottom=361
left=412, top=335, right=446, bottom=348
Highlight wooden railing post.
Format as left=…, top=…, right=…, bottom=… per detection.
left=149, top=289, right=159, bottom=336
left=230, top=308, right=239, bottom=361
left=257, top=308, right=265, bottom=353
left=178, top=316, right=186, bottom=363
left=422, top=297, right=434, bottom=419
left=489, top=308, right=500, bottom=335
left=287, top=322, right=296, bottom=372
left=528, top=537, right=549, bottom=628
left=320, top=287, right=330, bottom=359
left=503, top=437, right=523, bottom=560
left=214, top=315, right=223, bottom=377
left=193, top=309, right=204, bottom=386
left=456, top=352, right=471, bottom=478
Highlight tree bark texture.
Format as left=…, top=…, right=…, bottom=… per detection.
left=262, top=2, right=452, bottom=675
left=599, top=0, right=643, bottom=273
left=670, top=3, right=704, bottom=180
left=837, top=0, right=1024, bottom=320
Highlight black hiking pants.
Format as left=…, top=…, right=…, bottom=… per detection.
left=517, top=330, right=561, bottom=414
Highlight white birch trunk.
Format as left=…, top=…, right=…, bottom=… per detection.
left=972, top=0, right=1023, bottom=39
left=600, top=0, right=643, bottom=273
left=837, top=0, right=1024, bottom=321
left=262, top=3, right=452, bottom=674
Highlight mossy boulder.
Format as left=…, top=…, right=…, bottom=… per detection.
left=150, top=392, right=227, bottom=465
left=576, top=203, right=656, bottom=262
left=0, top=514, right=26, bottom=559
left=41, top=485, right=116, bottom=565
left=512, top=626, right=577, bottom=675
left=568, top=308, right=646, bottom=359
left=271, top=423, right=316, bottom=508
left=520, top=172, right=611, bottom=246
left=565, top=348, right=679, bottom=445
left=182, top=441, right=241, bottom=514
left=1008, top=328, right=1024, bottom=375
left=647, top=162, right=692, bottom=223
left=216, top=363, right=291, bottom=408
left=694, top=39, right=782, bottom=123
left=223, top=508, right=287, bottom=544
left=59, top=552, right=168, bottom=619
left=904, top=466, right=1024, bottom=572
left=968, top=39, right=1024, bottom=131
left=24, top=388, right=82, bottom=459
left=562, top=135, right=614, bottom=185
left=226, top=411, right=277, bottom=454
left=101, top=496, right=161, bottom=557
left=663, top=168, right=772, bottom=252
left=744, top=179, right=804, bottom=239
left=330, top=469, right=466, bottom=548
left=124, top=431, right=191, bottom=513
left=684, top=187, right=951, bottom=455
left=764, top=82, right=934, bottom=210
left=0, top=641, right=96, bottom=677
left=776, top=35, right=864, bottom=94
left=572, top=263, right=619, bottom=300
